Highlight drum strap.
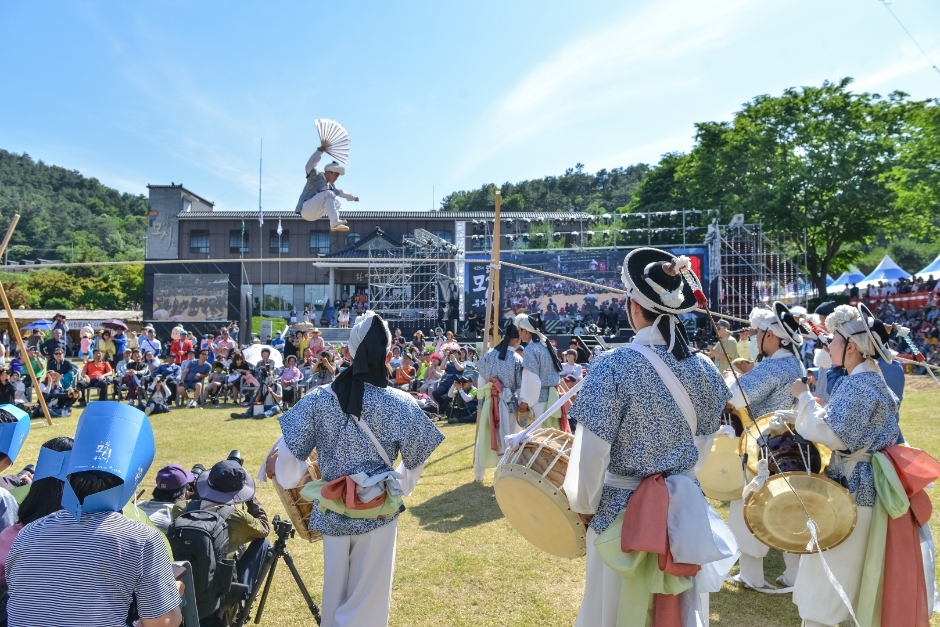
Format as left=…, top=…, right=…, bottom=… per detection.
left=625, top=344, right=697, bottom=436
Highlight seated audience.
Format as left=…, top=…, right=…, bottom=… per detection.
left=80, top=349, right=113, bottom=403
left=138, top=464, right=193, bottom=533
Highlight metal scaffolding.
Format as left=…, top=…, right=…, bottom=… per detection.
left=710, top=218, right=809, bottom=321
left=367, top=228, right=457, bottom=323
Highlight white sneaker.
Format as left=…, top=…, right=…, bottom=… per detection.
left=331, top=221, right=349, bottom=232
left=187, top=400, right=197, bottom=408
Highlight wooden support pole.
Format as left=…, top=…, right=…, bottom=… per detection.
left=0, top=216, right=53, bottom=425
left=481, top=192, right=502, bottom=354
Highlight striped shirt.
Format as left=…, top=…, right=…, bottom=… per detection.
left=6, top=510, right=180, bottom=627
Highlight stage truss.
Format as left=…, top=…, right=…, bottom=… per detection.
left=367, top=228, right=457, bottom=323
left=709, top=219, right=809, bottom=321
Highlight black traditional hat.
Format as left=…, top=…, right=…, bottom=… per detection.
left=622, top=248, right=699, bottom=314
left=814, top=300, right=837, bottom=317
left=772, top=301, right=804, bottom=348
left=857, top=303, right=893, bottom=363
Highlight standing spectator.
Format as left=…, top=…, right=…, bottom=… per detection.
left=228, top=321, right=239, bottom=343
left=24, top=330, right=42, bottom=352
left=303, top=307, right=311, bottom=323
left=180, top=349, right=211, bottom=408
left=112, top=329, right=127, bottom=361
left=139, top=327, right=162, bottom=358
left=270, top=331, right=286, bottom=352
left=51, top=314, right=68, bottom=336
left=707, top=320, right=739, bottom=371
left=289, top=308, right=298, bottom=325
left=98, top=330, right=116, bottom=365
left=283, top=332, right=299, bottom=360
left=307, top=328, right=325, bottom=353
left=1, top=331, right=9, bottom=356
left=169, top=331, right=192, bottom=366
left=338, top=307, right=350, bottom=329
left=200, top=334, right=216, bottom=363
left=0, top=340, right=6, bottom=368
left=40, top=329, right=67, bottom=359
left=79, top=329, right=93, bottom=362
left=80, top=349, right=113, bottom=403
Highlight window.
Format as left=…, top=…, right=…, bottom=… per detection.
left=262, top=284, right=293, bottom=312
left=189, top=230, right=210, bottom=254
left=229, top=230, right=249, bottom=254
left=309, top=231, right=330, bottom=255
left=269, top=229, right=289, bottom=254
left=304, top=285, right=331, bottom=310
left=431, top=230, right=452, bottom=243
left=345, top=233, right=361, bottom=247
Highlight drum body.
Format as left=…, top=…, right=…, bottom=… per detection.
left=697, top=434, right=746, bottom=501
left=493, top=428, right=586, bottom=558
left=269, top=449, right=323, bottom=543
left=743, top=472, right=857, bottom=554
left=739, top=411, right=831, bottom=477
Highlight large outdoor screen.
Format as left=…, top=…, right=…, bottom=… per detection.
left=150, top=273, right=230, bottom=322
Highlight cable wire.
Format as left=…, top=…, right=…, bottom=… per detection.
left=879, top=0, right=940, bottom=78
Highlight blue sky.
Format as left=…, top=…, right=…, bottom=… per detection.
left=1, top=1, right=938, bottom=213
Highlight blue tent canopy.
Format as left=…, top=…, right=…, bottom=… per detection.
left=858, top=255, right=911, bottom=288
left=916, top=253, right=940, bottom=279
left=825, top=274, right=835, bottom=287
left=21, top=319, right=54, bottom=331
left=829, top=265, right=866, bottom=289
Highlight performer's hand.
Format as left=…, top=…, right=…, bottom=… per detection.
left=578, top=513, right=593, bottom=525
left=790, top=379, right=810, bottom=397
left=352, top=196, right=359, bottom=202
left=319, top=141, right=330, bottom=152
left=265, top=450, right=278, bottom=479
left=518, top=401, right=529, bottom=414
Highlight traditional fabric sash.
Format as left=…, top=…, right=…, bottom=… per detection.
left=556, top=385, right=572, bottom=433
left=857, top=445, right=940, bottom=627
left=321, top=475, right=388, bottom=509
left=301, top=478, right=403, bottom=520
left=487, top=378, right=503, bottom=452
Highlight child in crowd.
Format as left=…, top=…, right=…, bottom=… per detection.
left=145, top=376, right=171, bottom=416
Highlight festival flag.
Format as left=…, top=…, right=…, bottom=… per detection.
left=258, top=206, right=264, bottom=226
left=277, top=218, right=283, bottom=236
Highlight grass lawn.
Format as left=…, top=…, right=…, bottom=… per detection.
left=12, top=380, right=940, bottom=626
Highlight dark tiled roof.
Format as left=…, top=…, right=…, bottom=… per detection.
left=147, top=184, right=215, bottom=207
left=176, top=209, right=593, bottom=220
left=327, top=228, right=406, bottom=259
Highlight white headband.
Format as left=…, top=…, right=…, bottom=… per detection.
left=347, top=310, right=391, bottom=358
left=514, top=313, right=543, bottom=343
left=325, top=162, right=345, bottom=175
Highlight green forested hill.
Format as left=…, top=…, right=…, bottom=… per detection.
left=0, top=149, right=147, bottom=263
left=440, top=163, right=649, bottom=214
left=0, top=150, right=144, bottom=310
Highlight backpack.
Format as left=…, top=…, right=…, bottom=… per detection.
left=167, top=500, right=237, bottom=619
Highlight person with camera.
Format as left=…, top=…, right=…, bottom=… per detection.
left=312, top=350, right=336, bottom=386
left=392, top=354, right=415, bottom=391
left=446, top=375, right=478, bottom=423
left=431, top=348, right=466, bottom=414
left=231, top=366, right=283, bottom=419
left=270, top=311, right=444, bottom=627
left=180, top=349, right=212, bottom=408
left=170, top=459, right=270, bottom=616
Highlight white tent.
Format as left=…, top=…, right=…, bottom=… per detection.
left=916, top=253, right=940, bottom=280
left=856, top=255, right=912, bottom=289
left=829, top=264, right=866, bottom=290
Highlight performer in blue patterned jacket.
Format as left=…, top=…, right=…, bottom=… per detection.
left=516, top=313, right=563, bottom=430
left=563, top=247, right=737, bottom=627
left=473, top=319, right=523, bottom=482
left=790, top=303, right=903, bottom=627
left=726, top=302, right=806, bottom=591
left=266, top=311, right=444, bottom=627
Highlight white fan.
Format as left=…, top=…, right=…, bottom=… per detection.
left=316, top=118, right=351, bottom=164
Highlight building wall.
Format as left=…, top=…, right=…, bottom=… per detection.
left=146, top=187, right=182, bottom=259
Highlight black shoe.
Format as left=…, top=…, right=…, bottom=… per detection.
left=230, top=412, right=250, bottom=419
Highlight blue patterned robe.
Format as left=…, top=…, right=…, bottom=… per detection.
left=278, top=383, right=445, bottom=536
left=736, top=352, right=803, bottom=417
left=521, top=341, right=560, bottom=403
left=821, top=371, right=900, bottom=507
left=568, top=346, right=730, bottom=534
left=476, top=348, right=522, bottom=409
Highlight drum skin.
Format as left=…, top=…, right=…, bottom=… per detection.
left=743, top=472, right=857, bottom=554
left=493, top=429, right=586, bottom=558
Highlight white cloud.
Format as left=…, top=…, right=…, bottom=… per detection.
left=449, top=0, right=763, bottom=182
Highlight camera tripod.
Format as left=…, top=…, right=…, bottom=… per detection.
left=233, top=516, right=321, bottom=626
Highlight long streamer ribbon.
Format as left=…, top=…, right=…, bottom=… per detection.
left=807, top=519, right=861, bottom=627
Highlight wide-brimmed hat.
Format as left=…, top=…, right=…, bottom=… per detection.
left=622, top=248, right=698, bottom=314
left=195, top=460, right=255, bottom=504
left=857, top=303, right=893, bottom=363
left=772, top=301, right=804, bottom=348
left=311, top=328, right=321, bottom=334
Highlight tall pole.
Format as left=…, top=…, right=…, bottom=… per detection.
left=481, top=192, right=502, bottom=354
left=259, top=139, right=264, bottom=318
left=0, top=217, right=52, bottom=425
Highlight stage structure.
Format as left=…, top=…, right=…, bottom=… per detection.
left=708, top=216, right=809, bottom=321
left=367, top=228, right=458, bottom=325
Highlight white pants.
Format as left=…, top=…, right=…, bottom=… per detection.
left=575, top=528, right=710, bottom=627
left=300, top=190, right=342, bottom=225
left=321, top=520, right=398, bottom=627
left=793, top=506, right=872, bottom=627
left=728, top=498, right=769, bottom=587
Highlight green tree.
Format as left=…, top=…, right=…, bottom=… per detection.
left=889, top=101, right=940, bottom=227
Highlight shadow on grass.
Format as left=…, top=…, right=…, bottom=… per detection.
left=409, top=481, right=503, bottom=533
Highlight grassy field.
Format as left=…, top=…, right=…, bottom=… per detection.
left=12, top=380, right=940, bottom=626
